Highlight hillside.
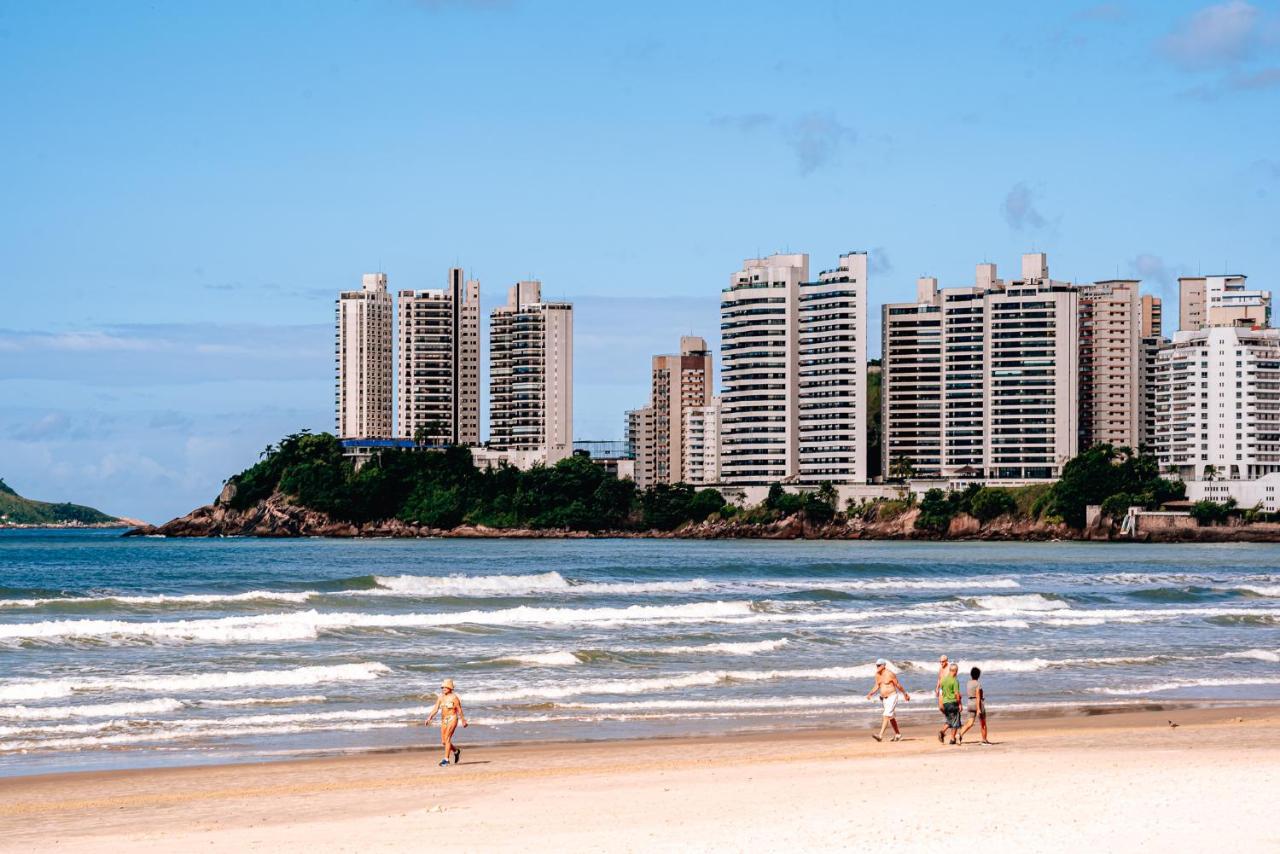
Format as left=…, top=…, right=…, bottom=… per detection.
left=0, top=478, right=132, bottom=527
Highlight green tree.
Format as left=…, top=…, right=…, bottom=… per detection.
left=969, top=487, right=1016, bottom=522
left=765, top=483, right=804, bottom=516
left=889, top=455, right=915, bottom=483
left=914, top=488, right=954, bottom=533
left=1190, top=498, right=1235, bottom=525
left=1043, top=444, right=1183, bottom=529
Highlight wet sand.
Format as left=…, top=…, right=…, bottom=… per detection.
left=2, top=706, right=1277, bottom=852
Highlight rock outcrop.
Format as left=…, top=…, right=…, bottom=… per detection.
left=126, top=493, right=1081, bottom=540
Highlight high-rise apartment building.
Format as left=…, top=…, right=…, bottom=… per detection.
left=489, top=281, right=574, bottom=463
left=336, top=273, right=394, bottom=439
left=882, top=278, right=945, bottom=479
left=719, top=251, right=868, bottom=485
left=1152, top=326, right=1280, bottom=481
left=1078, top=279, right=1142, bottom=450
left=1141, top=294, right=1163, bottom=338
left=882, top=269, right=991, bottom=479
left=797, top=253, right=869, bottom=484
left=984, top=254, right=1079, bottom=479
left=881, top=254, right=1078, bottom=480
left=626, top=406, right=655, bottom=488
left=1179, top=274, right=1269, bottom=331
left=721, top=253, right=808, bottom=483
left=1140, top=295, right=1165, bottom=451
left=682, top=398, right=722, bottom=485
left=649, top=337, right=714, bottom=484
left=396, top=268, right=480, bottom=444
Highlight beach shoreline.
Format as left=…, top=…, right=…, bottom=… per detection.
left=3, top=705, right=1277, bottom=852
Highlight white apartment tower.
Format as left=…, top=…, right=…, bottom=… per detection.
left=396, top=268, right=480, bottom=444
left=881, top=254, right=1078, bottom=480
left=1179, top=274, right=1270, bottom=331
left=336, top=273, right=394, bottom=439
left=882, top=271, right=989, bottom=478
left=720, top=254, right=808, bottom=483
left=720, top=252, right=868, bottom=485
left=648, top=336, right=714, bottom=484
left=1140, top=295, right=1165, bottom=451
left=682, top=397, right=722, bottom=485
left=1152, top=326, right=1280, bottom=481
left=1078, top=279, right=1142, bottom=451
left=489, top=281, right=574, bottom=463
left=797, top=253, right=869, bottom=483
left=984, top=253, right=1078, bottom=479
left=882, top=277, right=946, bottom=479
left=626, top=406, right=656, bottom=488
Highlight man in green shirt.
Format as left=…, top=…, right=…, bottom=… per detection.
left=937, top=662, right=962, bottom=745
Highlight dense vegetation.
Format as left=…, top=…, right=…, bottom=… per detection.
left=0, top=478, right=120, bottom=526
left=913, top=483, right=1020, bottom=533
left=1037, top=444, right=1184, bottom=528
left=909, top=445, right=1186, bottom=533
left=224, top=435, right=1205, bottom=536
left=226, top=432, right=731, bottom=532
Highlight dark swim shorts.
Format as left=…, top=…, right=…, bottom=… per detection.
left=942, top=702, right=962, bottom=729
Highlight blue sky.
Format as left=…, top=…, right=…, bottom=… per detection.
left=2, top=1, right=1278, bottom=522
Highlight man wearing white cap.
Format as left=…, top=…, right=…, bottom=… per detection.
left=865, top=658, right=910, bottom=742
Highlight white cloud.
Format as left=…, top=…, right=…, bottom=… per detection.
left=712, top=111, right=857, bottom=175
left=1160, top=1, right=1266, bottom=70
left=1001, top=182, right=1049, bottom=231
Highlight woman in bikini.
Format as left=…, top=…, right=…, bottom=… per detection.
left=424, top=678, right=468, bottom=766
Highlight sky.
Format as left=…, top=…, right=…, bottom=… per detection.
left=2, top=1, right=1279, bottom=523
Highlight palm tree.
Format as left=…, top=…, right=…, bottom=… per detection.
left=1203, top=464, right=1219, bottom=483
left=816, top=481, right=838, bottom=511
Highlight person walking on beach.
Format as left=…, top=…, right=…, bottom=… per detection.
left=938, top=663, right=962, bottom=745
left=960, top=666, right=990, bottom=745
left=935, top=654, right=950, bottom=698
left=865, top=658, right=910, bottom=742
left=424, top=678, right=468, bottom=767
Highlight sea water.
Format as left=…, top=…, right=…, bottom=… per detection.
left=1, top=530, right=1277, bottom=776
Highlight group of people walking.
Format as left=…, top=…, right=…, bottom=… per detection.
left=426, top=653, right=989, bottom=767
left=866, top=654, right=990, bottom=744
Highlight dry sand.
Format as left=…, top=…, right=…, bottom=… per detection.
left=1, top=707, right=1276, bottom=853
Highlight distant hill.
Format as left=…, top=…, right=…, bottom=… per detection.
left=0, top=478, right=130, bottom=527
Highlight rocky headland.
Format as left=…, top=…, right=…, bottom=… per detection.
left=128, top=489, right=1243, bottom=542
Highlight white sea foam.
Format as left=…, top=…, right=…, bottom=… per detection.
left=468, top=663, right=877, bottom=703
left=870, top=618, right=1033, bottom=635
left=0, top=662, right=391, bottom=702
left=0, top=721, right=412, bottom=753
left=558, top=694, right=872, bottom=713
left=1091, top=676, right=1280, bottom=696
left=492, top=651, right=582, bottom=666
left=200, top=694, right=329, bottom=707
left=1226, top=648, right=1280, bottom=663
left=755, top=578, right=1021, bottom=592
left=371, top=572, right=716, bottom=597
left=968, top=594, right=1071, bottom=613
left=1236, top=584, right=1280, bottom=597
left=648, top=639, right=791, bottom=656
left=0, top=698, right=185, bottom=721
left=0, top=590, right=316, bottom=608
left=0, top=602, right=756, bottom=645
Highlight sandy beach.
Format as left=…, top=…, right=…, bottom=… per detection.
left=2, top=706, right=1276, bottom=852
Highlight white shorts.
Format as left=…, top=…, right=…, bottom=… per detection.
left=881, top=693, right=898, bottom=718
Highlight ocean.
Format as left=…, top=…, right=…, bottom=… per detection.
left=1, top=530, right=1277, bottom=777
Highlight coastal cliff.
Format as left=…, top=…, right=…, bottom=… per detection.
left=127, top=489, right=1081, bottom=541
left=128, top=487, right=1280, bottom=543
left=130, top=435, right=1274, bottom=542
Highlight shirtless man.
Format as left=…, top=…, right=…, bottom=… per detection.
left=865, top=658, right=910, bottom=742
left=934, top=654, right=950, bottom=698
